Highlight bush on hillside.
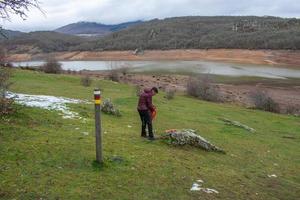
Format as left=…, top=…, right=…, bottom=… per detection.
left=108, top=69, right=120, bottom=82
left=249, top=90, right=280, bottom=113
left=0, top=47, right=6, bottom=65
left=285, top=105, right=300, bottom=115
left=0, top=67, right=12, bottom=98
left=0, top=97, right=14, bottom=115
left=0, top=67, right=14, bottom=115
left=165, top=89, right=175, bottom=100
left=187, top=75, right=222, bottom=102
left=81, top=75, right=92, bottom=87
left=41, top=58, right=62, bottom=74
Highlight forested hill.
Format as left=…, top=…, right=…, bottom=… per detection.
left=0, top=31, right=88, bottom=53
left=1, top=16, right=300, bottom=53
left=95, top=16, right=300, bottom=50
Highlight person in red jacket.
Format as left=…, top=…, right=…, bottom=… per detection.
left=137, top=87, right=158, bottom=140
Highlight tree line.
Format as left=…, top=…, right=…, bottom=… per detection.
left=1, top=16, right=300, bottom=53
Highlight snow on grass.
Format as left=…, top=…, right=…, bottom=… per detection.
left=268, top=174, right=277, bottom=178
left=7, top=92, right=89, bottom=119
left=190, top=180, right=219, bottom=194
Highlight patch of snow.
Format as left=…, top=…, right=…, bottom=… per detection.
left=268, top=174, right=277, bottom=178
left=82, top=132, right=89, bottom=136
left=190, top=183, right=201, bottom=191
left=190, top=180, right=219, bottom=194
left=202, top=188, right=219, bottom=194
left=7, top=92, right=89, bottom=119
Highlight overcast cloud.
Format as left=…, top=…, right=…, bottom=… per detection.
left=1, top=0, right=300, bottom=32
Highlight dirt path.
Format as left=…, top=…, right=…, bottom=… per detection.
left=7, top=49, right=300, bottom=68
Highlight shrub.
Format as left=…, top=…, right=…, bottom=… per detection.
left=165, top=89, right=175, bottom=100
left=0, top=47, right=6, bottom=65
left=249, top=90, right=280, bottom=113
left=41, top=58, right=62, bottom=74
left=0, top=67, right=14, bottom=115
left=119, top=66, right=129, bottom=76
left=101, top=98, right=121, bottom=117
left=285, top=105, right=300, bottom=115
left=0, top=97, right=14, bottom=115
left=81, top=75, right=92, bottom=87
left=108, top=69, right=120, bottom=82
left=186, top=75, right=221, bottom=102
left=186, top=77, right=200, bottom=97
left=0, top=67, right=12, bottom=98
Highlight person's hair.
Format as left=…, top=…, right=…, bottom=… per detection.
left=151, top=87, right=158, bottom=94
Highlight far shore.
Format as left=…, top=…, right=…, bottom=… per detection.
left=6, top=49, right=300, bottom=69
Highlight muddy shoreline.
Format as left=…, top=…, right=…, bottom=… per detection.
left=75, top=70, right=299, bottom=114
left=7, top=49, right=300, bottom=69
left=9, top=48, right=300, bottom=115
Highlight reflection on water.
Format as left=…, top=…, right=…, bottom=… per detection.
left=12, top=60, right=300, bottom=79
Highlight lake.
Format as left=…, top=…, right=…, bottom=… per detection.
left=12, top=60, right=300, bottom=79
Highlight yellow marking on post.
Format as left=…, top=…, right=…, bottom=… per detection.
left=95, top=99, right=101, bottom=105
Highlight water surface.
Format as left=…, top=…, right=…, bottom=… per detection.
left=12, top=60, right=300, bottom=79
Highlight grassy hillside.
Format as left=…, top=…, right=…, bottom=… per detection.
left=0, top=69, right=299, bottom=199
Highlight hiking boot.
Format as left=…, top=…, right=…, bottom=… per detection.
left=148, top=137, right=155, bottom=141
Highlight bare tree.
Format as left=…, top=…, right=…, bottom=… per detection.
left=0, top=47, right=6, bottom=65
left=0, top=0, right=41, bottom=37
left=187, top=75, right=222, bottom=102
left=0, top=0, right=40, bottom=20
left=249, top=90, right=280, bottom=113
left=41, top=58, right=62, bottom=74
left=0, top=0, right=41, bottom=115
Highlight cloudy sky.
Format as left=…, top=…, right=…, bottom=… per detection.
left=1, top=0, right=300, bottom=32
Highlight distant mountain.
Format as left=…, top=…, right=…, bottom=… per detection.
left=1, top=31, right=88, bottom=53
left=0, top=29, right=25, bottom=39
left=54, top=21, right=143, bottom=36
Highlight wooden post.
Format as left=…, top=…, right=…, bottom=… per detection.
left=94, top=89, right=103, bottom=164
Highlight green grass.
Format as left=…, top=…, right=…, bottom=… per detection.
left=1, top=69, right=299, bottom=200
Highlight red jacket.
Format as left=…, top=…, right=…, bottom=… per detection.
left=137, top=89, right=155, bottom=112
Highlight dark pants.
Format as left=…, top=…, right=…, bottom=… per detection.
left=138, top=110, right=153, bottom=138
